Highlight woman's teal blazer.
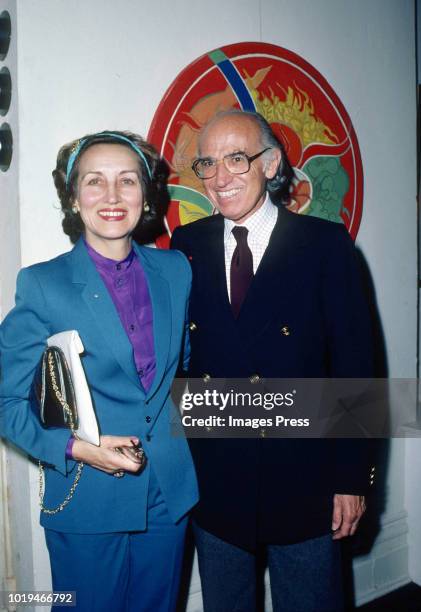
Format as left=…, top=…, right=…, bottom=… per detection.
left=0, top=239, right=198, bottom=533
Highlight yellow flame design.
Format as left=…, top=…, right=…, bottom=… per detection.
left=244, top=73, right=338, bottom=147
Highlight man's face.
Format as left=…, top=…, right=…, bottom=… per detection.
left=198, top=115, right=281, bottom=223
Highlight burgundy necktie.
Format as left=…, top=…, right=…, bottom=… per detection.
left=230, top=226, right=253, bottom=318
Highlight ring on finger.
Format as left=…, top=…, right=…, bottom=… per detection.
left=113, top=470, right=125, bottom=478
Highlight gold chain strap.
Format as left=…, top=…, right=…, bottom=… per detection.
left=38, top=461, right=83, bottom=515
left=38, top=352, right=84, bottom=515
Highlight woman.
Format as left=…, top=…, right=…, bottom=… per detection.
left=0, top=131, right=198, bottom=611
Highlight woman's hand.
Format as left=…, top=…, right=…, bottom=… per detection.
left=72, top=435, right=144, bottom=475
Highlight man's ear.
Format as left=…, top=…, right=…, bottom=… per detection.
left=264, top=148, right=282, bottom=180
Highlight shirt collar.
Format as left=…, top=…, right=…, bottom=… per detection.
left=224, top=193, right=277, bottom=239
left=84, top=238, right=136, bottom=274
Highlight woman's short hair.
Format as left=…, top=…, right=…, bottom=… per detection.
left=53, top=130, right=169, bottom=244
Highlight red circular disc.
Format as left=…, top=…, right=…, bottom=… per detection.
left=148, top=42, right=363, bottom=246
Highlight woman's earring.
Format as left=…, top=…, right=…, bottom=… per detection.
left=143, top=202, right=150, bottom=213
left=72, top=205, right=79, bottom=214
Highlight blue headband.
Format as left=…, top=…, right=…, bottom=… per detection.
left=65, top=132, right=152, bottom=188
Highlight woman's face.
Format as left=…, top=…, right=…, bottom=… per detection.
left=74, top=143, right=143, bottom=254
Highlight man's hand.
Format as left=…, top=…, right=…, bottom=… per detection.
left=331, top=494, right=366, bottom=540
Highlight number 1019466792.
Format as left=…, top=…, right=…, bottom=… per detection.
left=3, top=591, right=75, bottom=607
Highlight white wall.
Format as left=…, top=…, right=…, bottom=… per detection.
left=406, top=0, right=421, bottom=587
left=0, top=2, right=36, bottom=610
left=0, top=0, right=417, bottom=609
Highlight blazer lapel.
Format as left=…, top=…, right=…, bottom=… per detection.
left=70, top=240, right=144, bottom=392
left=203, top=215, right=234, bottom=319
left=201, top=215, right=232, bottom=316
left=236, top=206, right=307, bottom=341
left=134, top=244, right=171, bottom=402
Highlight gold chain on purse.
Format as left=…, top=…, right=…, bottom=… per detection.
left=38, top=352, right=84, bottom=515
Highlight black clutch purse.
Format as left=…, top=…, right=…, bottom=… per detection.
left=32, top=345, right=83, bottom=515
left=33, top=346, right=79, bottom=430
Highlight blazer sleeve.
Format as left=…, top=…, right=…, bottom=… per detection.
left=0, top=267, right=71, bottom=475
left=170, top=226, right=189, bottom=258
left=171, top=230, right=191, bottom=374
left=182, top=274, right=191, bottom=373
left=322, top=225, right=376, bottom=494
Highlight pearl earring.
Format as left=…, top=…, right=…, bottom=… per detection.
left=143, top=202, right=150, bottom=212
left=72, top=205, right=79, bottom=214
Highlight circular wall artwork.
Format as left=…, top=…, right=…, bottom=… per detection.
left=148, top=42, right=363, bottom=247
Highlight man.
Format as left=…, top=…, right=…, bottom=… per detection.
left=171, top=110, right=374, bottom=611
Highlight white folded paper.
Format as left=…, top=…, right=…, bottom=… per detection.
left=47, top=330, right=100, bottom=446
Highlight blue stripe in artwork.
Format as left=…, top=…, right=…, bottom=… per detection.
left=216, top=58, right=256, bottom=111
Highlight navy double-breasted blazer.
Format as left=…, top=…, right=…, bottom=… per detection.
left=171, top=205, right=375, bottom=550
left=0, top=239, right=198, bottom=533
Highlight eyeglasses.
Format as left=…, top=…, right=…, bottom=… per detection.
left=192, top=148, right=271, bottom=179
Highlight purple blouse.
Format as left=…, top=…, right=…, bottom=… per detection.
left=66, top=241, right=156, bottom=460
left=85, top=241, right=156, bottom=392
